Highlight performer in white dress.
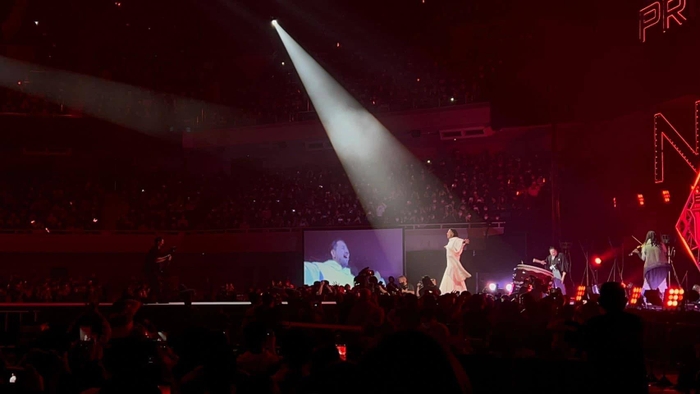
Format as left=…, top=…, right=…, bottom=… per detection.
left=439, top=228, right=471, bottom=294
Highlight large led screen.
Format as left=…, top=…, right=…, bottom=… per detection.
left=303, top=229, right=404, bottom=286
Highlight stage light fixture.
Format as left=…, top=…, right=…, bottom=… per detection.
left=505, top=283, right=513, bottom=293
left=628, top=287, right=643, bottom=305
left=574, top=285, right=586, bottom=302
left=637, top=194, right=645, bottom=206
left=662, top=190, right=671, bottom=203
left=271, top=19, right=278, bottom=26
left=689, top=285, right=700, bottom=303
left=487, top=283, right=497, bottom=292
left=664, top=288, right=684, bottom=309
left=593, top=257, right=602, bottom=265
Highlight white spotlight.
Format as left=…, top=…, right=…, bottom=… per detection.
left=271, top=19, right=278, bottom=26
left=272, top=23, right=438, bottom=231
left=505, top=283, right=513, bottom=293
left=488, top=283, right=497, bottom=292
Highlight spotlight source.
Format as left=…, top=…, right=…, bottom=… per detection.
left=271, top=19, right=278, bottom=26
left=594, top=257, right=602, bottom=265
left=487, top=283, right=497, bottom=292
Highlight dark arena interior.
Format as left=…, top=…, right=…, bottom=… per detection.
left=4, top=0, right=700, bottom=393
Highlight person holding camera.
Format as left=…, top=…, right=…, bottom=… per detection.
left=418, top=276, right=441, bottom=298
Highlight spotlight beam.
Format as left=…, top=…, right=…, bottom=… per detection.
left=0, top=56, right=229, bottom=134
left=272, top=22, right=423, bottom=226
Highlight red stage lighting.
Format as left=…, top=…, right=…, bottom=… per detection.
left=664, top=288, right=685, bottom=308
left=662, top=190, right=671, bottom=203
left=629, top=287, right=643, bottom=305
left=637, top=194, right=645, bottom=206
left=575, top=285, right=586, bottom=302
left=594, top=257, right=602, bottom=265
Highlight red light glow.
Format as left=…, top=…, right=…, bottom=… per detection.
left=629, top=287, right=643, bottom=305
left=640, top=0, right=688, bottom=43
left=664, top=288, right=684, bottom=308
left=594, top=257, right=602, bottom=265
left=676, top=168, right=700, bottom=272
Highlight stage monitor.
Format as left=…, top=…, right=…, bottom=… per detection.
left=303, top=228, right=404, bottom=286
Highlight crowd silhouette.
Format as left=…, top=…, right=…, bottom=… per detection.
left=0, top=280, right=656, bottom=393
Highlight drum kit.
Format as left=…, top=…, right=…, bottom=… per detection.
left=512, top=264, right=554, bottom=294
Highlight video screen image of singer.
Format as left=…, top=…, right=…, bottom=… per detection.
left=303, top=229, right=404, bottom=286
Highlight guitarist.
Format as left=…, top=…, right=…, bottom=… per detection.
left=144, top=237, right=174, bottom=302
left=533, top=246, right=569, bottom=296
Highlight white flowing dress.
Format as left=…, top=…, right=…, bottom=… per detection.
left=439, top=236, right=471, bottom=294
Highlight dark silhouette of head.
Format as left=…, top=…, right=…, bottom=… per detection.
left=359, top=331, right=470, bottom=393
left=598, top=282, right=627, bottom=312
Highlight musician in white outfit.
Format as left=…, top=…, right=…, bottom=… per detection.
left=632, top=231, right=670, bottom=301
left=439, top=228, right=471, bottom=294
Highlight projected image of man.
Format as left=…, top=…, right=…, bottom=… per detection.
left=304, top=240, right=383, bottom=286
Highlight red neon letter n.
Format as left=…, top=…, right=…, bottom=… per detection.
left=640, top=2, right=661, bottom=42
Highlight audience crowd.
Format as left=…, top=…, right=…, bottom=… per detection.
left=0, top=151, right=547, bottom=231
left=1, top=0, right=504, bottom=130
left=0, top=277, right=658, bottom=393
left=0, top=47, right=493, bottom=130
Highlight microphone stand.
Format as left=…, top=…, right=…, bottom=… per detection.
left=579, top=242, right=598, bottom=295
left=606, top=238, right=623, bottom=283
left=667, top=245, right=682, bottom=288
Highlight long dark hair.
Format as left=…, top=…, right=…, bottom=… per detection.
left=645, top=231, right=660, bottom=247
left=448, top=228, right=459, bottom=238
